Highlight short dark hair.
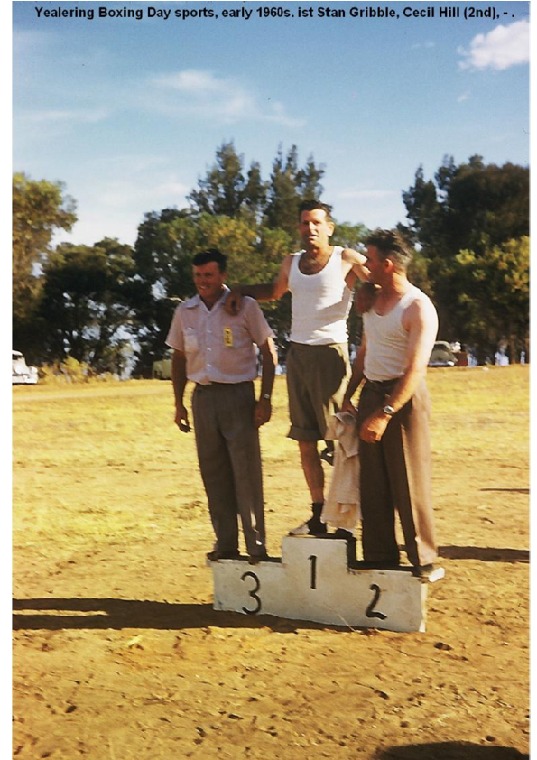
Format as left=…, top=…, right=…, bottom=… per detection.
left=192, top=248, right=228, bottom=272
left=298, top=199, right=333, bottom=221
left=364, top=229, right=413, bottom=271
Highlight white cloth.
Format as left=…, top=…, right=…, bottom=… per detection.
left=322, top=412, right=361, bottom=530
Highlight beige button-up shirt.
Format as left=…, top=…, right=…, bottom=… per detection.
left=166, top=289, right=274, bottom=385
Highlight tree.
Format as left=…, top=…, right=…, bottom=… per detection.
left=38, top=239, right=137, bottom=373
left=187, top=141, right=267, bottom=220
left=263, top=144, right=325, bottom=240
left=331, top=221, right=369, bottom=250
left=402, top=157, right=529, bottom=355
left=13, top=172, right=77, bottom=354
left=455, top=237, right=529, bottom=361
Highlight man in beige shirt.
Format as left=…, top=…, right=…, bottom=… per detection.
left=166, top=249, right=277, bottom=563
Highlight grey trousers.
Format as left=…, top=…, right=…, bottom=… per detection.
left=191, top=382, right=266, bottom=557
left=357, top=379, right=438, bottom=567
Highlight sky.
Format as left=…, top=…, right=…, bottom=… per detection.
left=10, top=0, right=531, bottom=248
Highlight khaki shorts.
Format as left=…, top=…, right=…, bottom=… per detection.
left=286, top=342, right=350, bottom=441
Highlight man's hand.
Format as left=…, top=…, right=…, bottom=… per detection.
left=359, top=410, right=390, bottom=443
left=175, top=405, right=191, bottom=433
left=354, top=282, right=377, bottom=315
left=224, top=288, right=243, bottom=316
left=254, top=398, right=272, bottom=428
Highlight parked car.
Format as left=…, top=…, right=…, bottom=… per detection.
left=428, top=341, right=457, bottom=367
left=12, top=350, right=39, bottom=384
left=153, top=351, right=172, bottom=380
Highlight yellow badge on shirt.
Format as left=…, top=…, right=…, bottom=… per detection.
left=223, top=327, right=234, bottom=347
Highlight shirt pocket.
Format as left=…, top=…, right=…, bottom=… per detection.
left=184, top=328, right=199, bottom=352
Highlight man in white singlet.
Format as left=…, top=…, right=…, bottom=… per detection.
left=342, top=229, right=440, bottom=577
left=226, top=200, right=369, bottom=537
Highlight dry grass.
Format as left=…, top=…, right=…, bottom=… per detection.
left=13, top=366, right=529, bottom=559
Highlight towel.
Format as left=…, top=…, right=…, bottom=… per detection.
left=322, top=412, right=361, bottom=530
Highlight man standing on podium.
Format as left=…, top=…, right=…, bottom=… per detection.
left=166, top=248, right=277, bottom=564
left=342, top=229, right=440, bottom=578
left=225, top=199, right=370, bottom=538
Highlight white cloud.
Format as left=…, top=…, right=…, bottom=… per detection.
left=24, top=108, right=108, bottom=125
left=411, top=41, right=435, bottom=50
left=150, top=68, right=304, bottom=127
left=155, top=69, right=221, bottom=93
left=458, top=20, right=529, bottom=71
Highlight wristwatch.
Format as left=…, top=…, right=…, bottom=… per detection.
left=382, top=404, right=395, bottom=417
left=262, top=393, right=272, bottom=401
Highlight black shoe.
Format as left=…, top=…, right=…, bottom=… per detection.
left=289, top=501, right=327, bottom=536
left=354, top=560, right=401, bottom=570
left=288, top=517, right=328, bottom=536
left=206, top=550, right=240, bottom=562
left=331, top=529, right=357, bottom=563
left=333, top=528, right=355, bottom=540
left=248, top=551, right=269, bottom=565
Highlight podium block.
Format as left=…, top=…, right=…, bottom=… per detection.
left=209, top=536, right=444, bottom=633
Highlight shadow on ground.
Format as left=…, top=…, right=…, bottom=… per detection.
left=12, top=596, right=341, bottom=633
left=373, top=741, right=528, bottom=759
left=438, top=546, right=529, bottom=563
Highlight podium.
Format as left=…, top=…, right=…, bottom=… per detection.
left=209, top=536, right=444, bottom=633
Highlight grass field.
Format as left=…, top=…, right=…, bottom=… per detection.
left=12, top=366, right=530, bottom=759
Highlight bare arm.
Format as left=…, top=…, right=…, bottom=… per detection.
left=341, top=338, right=366, bottom=414
left=254, top=336, right=278, bottom=428
left=225, top=256, right=292, bottom=314
left=171, top=349, right=190, bottom=432
left=342, top=247, right=370, bottom=290
left=386, top=299, right=438, bottom=412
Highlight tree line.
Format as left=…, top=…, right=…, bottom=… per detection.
left=13, top=142, right=529, bottom=376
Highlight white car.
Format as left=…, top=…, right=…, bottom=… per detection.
left=12, top=350, right=39, bottom=385
left=153, top=350, right=172, bottom=380
left=428, top=341, right=457, bottom=367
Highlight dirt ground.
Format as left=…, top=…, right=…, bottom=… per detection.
left=12, top=368, right=530, bottom=759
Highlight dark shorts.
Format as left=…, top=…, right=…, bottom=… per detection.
left=286, top=342, right=350, bottom=441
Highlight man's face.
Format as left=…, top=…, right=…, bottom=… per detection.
left=299, top=208, right=334, bottom=250
left=364, top=245, right=387, bottom=285
left=192, top=262, right=226, bottom=305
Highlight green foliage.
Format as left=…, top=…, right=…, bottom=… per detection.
left=37, top=238, right=137, bottom=373
left=13, top=172, right=77, bottom=353
left=402, top=156, right=529, bottom=358
left=38, top=357, right=90, bottom=383
left=39, top=357, right=121, bottom=384
left=188, top=141, right=268, bottom=221
left=454, top=237, right=529, bottom=360
left=14, top=146, right=530, bottom=374
left=331, top=222, right=369, bottom=250
left=188, top=141, right=325, bottom=242
left=263, top=144, right=325, bottom=240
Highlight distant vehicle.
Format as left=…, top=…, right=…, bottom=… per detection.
left=12, top=350, right=39, bottom=385
left=153, top=351, right=172, bottom=380
left=428, top=341, right=457, bottom=367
